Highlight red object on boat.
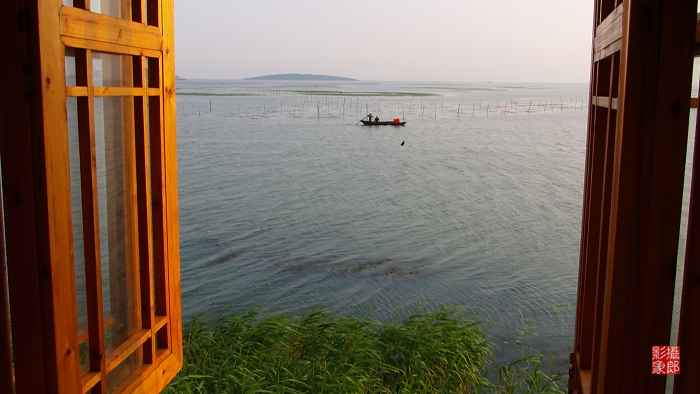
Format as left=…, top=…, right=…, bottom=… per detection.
left=394, top=118, right=400, bottom=123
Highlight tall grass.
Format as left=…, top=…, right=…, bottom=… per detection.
left=164, top=307, right=565, bottom=393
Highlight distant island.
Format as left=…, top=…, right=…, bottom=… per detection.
left=244, top=74, right=356, bottom=81
left=176, top=75, right=185, bottom=80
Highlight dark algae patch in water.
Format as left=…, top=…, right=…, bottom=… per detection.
left=273, top=256, right=430, bottom=277
left=164, top=306, right=566, bottom=393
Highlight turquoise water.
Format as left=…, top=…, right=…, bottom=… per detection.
left=176, top=80, right=591, bottom=371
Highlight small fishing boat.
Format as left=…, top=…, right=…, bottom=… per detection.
left=360, top=119, right=406, bottom=126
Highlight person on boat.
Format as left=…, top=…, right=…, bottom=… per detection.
left=375, top=116, right=380, bottom=123
left=367, top=113, right=373, bottom=122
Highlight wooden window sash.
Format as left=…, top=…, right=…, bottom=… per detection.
left=61, top=0, right=180, bottom=392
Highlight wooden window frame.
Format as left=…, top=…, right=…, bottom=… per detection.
left=571, top=1, right=699, bottom=393
left=0, top=0, right=181, bottom=392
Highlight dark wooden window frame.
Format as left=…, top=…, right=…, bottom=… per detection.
left=571, top=1, right=700, bottom=393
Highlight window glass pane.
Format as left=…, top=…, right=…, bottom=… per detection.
left=93, top=52, right=133, bottom=87
left=66, top=49, right=77, bottom=87
left=64, top=0, right=74, bottom=6
left=94, top=95, right=142, bottom=388
left=147, top=57, right=159, bottom=89
left=145, top=98, right=156, bottom=311
left=147, top=95, right=164, bottom=320
left=95, top=96, right=128, bottom=338
left=91, top=0, right=122, bottom=19
left=107, top=352, right=140, bottom=390
left=68, top=96, right=89, bottom=372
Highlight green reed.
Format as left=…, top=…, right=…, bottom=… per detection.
left=163, top=306, right=566, bottom=393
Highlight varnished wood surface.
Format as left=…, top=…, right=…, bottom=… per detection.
left=579, top=368, right=591, bottom=394
left=597, top=0, right=696, bottom=392
left=0, top=1, right=50, bottom=391
left=113, top=350, right=178, bottom=394
left=162, top=0, right=183, bottom=361
left=105, top=329, right=151, bottom=374
left=39, top=0, right=83, bottom=387
left=60, top=6, right=162, bottom=51
left=81, top=371, right=101, bottom=394
left=573, top=1, right=698, bottom=393
left=67, top=86, right=160, bottom=97
left=592, top=96, right=618, bottom=109
left=62, top=36, right=161, bottom=58
left=594, top=4, right=624, bottom=56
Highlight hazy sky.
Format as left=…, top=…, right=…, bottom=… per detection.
left=175, top=0, right=594, bottom=82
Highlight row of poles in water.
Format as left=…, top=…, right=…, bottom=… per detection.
left=181, top=85, right=588, bottom=119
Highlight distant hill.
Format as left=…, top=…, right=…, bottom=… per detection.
left=244, top=73, right=356, bottom=81
left=176, top=75, right=185, bottom=80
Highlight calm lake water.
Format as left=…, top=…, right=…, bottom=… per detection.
left=174, top=80, right=692, bottom=373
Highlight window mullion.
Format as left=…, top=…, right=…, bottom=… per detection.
left=75, top=47, right=108, bottom=394
left=148, top=55, right=171, bottom=351
left=134, top=55, right=156, bottom=363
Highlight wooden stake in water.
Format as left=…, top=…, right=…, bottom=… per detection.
left=457, top=102, right=460, bottom=118
left=210, top=99, right=212, bottom=111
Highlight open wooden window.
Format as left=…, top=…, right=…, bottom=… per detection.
left=0, top=0, right=181, bottom=392
left=570, top=1, right=699, bottom=393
